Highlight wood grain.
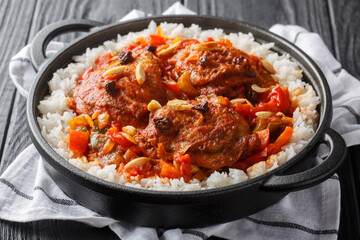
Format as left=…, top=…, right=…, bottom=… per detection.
left=184, top=0, right=335, bottom=54
left=0, top=0, right=36, bottom=166
left=328, top=0, right=360, bottom=79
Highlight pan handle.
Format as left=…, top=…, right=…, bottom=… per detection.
left=30, top=19, right=104, bottom=71
left=261, top=128, right=346, bottom=191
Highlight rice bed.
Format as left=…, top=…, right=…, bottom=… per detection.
left=37, top=21, right=319, bottom=191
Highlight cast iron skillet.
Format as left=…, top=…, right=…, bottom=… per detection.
left=27, top=16, right=346, bottom=228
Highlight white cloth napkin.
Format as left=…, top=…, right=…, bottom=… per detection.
left=2, top=2, right=359, bottom=239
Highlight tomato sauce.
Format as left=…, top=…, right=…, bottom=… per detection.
left=67, top=27, right=295, bottom=182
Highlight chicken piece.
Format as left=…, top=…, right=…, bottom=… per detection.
left=164, top=41, right=275, bottom=99
left=135, top=97, right=261, bottom=170
left=72, top=50, right=167, bottom=128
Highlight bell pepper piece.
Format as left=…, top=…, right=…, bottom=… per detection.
left=148, top=35, right=165, bottom=45
left=218, top=38, right=232, bottom=47
left=107, top=127, right=134, bottom=151
left=243, top=148, right=268, bottom=166
left=159, top=160, right=183, bottom=179
left=164, top=80, right=182, bottom=96
left=69, top=130, right=89, bottom=154
left=268, top=126, right=293, bottom=154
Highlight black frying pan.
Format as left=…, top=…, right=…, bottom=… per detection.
left=27, top=16, right=346, bottom=228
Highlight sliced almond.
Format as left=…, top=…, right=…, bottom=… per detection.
left=167, top=99, right=192, bottom=111
left=102, top=66, right=126, bottom=77
left=120, top=132, right=137, bottom=144
left=193, top=41, right=218, bottom=51
left=245, top=99, right=254, bottom=108
left=261, top=60, right=276, bottom=74
left=157, top=41, right=181, bottom=57
left=91, top=111, right=99, bottom=120
left=251, top=84, right=270, bottom=93
left=177, top=72, right=200, bottom=97
left=110, top=55, right=118, bottom=61
left=255, top=111, right=274, bottom=119
left=124, top=157, right=150, bottom=169
left=173, top=160, right=181, bottom=170
left=147, top=100, right=162, bottom=112
left=230, top=98, right=254, bottom=108
left=89, top=158, right=100, bottom=166
left=122, top=125, right=137, bottom=136
left=135, top=63, right=146, bottom=85
left=171, top=37, right=182, bottom=44
left=275, top=112, right=285, bottom=117
left=191, top=164, right=200, bottom=174
left=84, top=114, right=94, bottom=127
left=102, top=139, right=115, bottom=155
left=230, top=98, right=247, bottom=104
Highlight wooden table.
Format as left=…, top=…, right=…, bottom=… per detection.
left=1, top=0, right=359, bottom=239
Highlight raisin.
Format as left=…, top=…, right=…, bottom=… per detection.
left=105, top=82, right=116, bottom=95
left=153, top=117, right=173, bottom=132
left=247, top=89, right=258, bottom=104
left=199, top=55, right=209, bottom=67
left=118, top=50, right=133, bottom=64
left=146, top=44, right=156, bottom=53
left=192, top=102, right=209, bottom=113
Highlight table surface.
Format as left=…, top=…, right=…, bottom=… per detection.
left=1, top=0, right=360, bottom=239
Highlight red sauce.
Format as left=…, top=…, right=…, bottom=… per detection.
left=67, top=30, right=295, bottom=182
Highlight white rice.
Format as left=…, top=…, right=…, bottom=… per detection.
left=37, top=21, right=320, bottom=191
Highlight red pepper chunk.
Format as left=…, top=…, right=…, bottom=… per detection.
left=107, top=127, right=134, bottom=151
left=69, top=130, right=89, bottom=154
left=204, top=37, right=214, bottom=42
left=148, top=35, right=166, bottom=45
left=253, top=85, right=290, bottom=114
left=267, top=126, right=293, bottom=154
left=159, top=160, right=183, bottom=179
left=243, top=148, right=268, bottom=166
left=233, top=102, right=252, bottom=118
left=176, top=153, right=192, bottom=180
left=164, top=81, right=182, bottom=96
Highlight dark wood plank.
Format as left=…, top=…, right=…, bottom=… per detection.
left=328, top=0, right=360, bottom=79
left=184, top=0, right=335, bottom=54
left=28, top=0, right=179, bottom=41
left=0, top=0, right=37, bottom=165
